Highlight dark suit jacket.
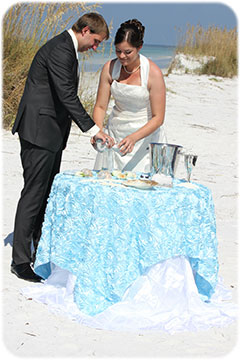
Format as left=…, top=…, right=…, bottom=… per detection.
left=12, top=30, right=95, bottom=152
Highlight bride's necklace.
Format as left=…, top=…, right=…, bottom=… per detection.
left=123, top=64, right=141, bottom=74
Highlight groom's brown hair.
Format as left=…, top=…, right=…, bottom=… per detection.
left=72, top=13, right=109, bottom=40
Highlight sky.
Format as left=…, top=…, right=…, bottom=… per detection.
left=0, top=1, right=238, bottom=46
left=97, top=1, right=238, bottom=45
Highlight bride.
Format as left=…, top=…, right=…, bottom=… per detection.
left=91, top=19, right=166, bottom=172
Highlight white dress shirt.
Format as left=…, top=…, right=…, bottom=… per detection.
left=67, top=29, right=100, bottom=137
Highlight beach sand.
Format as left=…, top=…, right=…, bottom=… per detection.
left=1, top=69, right=238, bottom=358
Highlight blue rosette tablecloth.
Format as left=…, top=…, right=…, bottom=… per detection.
left=34, top=172, right=218, bottom=316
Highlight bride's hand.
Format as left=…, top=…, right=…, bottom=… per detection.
left=118, top=135, right=136, bottom=155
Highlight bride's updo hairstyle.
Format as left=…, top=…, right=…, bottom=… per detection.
left=114, top=19, right=145, bottom=48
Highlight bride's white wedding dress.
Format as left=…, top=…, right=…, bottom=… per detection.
left=94, top=54, right=166, bottom=172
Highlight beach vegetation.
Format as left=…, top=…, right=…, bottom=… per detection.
left=166, top=87, right=177, bottom=95
left=169, top=24, right=237, bottom=78
left=209, top=77, right=223, bottom=83
left=2, top=2, right=105, bottom=130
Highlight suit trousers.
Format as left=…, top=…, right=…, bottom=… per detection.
left=12, top=138, right=63, bottom=265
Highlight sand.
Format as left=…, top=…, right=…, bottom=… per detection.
left=1, top=67, right=238, bottom=358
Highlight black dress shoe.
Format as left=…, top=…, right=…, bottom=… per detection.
left=11, top=262, right=43, bottom=283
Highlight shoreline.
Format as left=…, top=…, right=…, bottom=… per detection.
left=1, top=70, right=238, bottom=357
left=78, top=68, right=169, bottom=98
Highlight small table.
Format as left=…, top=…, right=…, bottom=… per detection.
left=34, top=172, right=218, bottom=316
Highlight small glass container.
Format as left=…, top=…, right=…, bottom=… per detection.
left=95, top=139, right=109, bottom=153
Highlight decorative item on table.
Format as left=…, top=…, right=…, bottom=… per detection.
left=97, top=170, right=112, bottom=179
left=112, top=170, right=137, bottom=179
left=140, top=173, right=150, bottom=180
left=174, top=149, right=198, bottom=182
left=94, top=139, right=114, bottom=172
left=150, top=143, right=183, bottom=187
left=75, top=168, right=93, bottom=177
left=151, top=174, right=173, bottom=187
left=123, top=179, right=159, bottom=190
left=184, top=152, right=198, bottom=182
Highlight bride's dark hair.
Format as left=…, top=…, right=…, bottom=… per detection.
left=114, top=19, right=145, bottom=48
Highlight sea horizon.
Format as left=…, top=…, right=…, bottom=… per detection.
left=79, top=43, right=176, bottom=72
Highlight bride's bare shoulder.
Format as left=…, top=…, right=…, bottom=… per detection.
left=102, top=58, right=118, bottom=71
left=101, top=59, right=118, bottom=77
left=100, top=59, right=118, bottom=84
left=148, top=59, right=164, bottom=78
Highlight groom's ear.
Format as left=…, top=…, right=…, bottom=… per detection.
left=81, top=26, right=91, bottom=36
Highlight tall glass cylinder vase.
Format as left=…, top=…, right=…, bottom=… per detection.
left=150, top=143, right=183, bottom=177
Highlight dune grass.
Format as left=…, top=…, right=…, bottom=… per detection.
left=173, top=24, right=237, bottom=78
left=2, top=2, right=104, bottom=130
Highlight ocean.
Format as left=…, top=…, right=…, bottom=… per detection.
left=79, top=42, right=176, bottom=72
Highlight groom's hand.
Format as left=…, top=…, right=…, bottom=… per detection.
left=92, top=131, right=115, bottom=148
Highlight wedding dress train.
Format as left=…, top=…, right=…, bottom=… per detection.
left=22, top=256, right=236, bottom=333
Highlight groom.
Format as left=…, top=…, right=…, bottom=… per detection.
left=11, top=13, right=113, bottom=282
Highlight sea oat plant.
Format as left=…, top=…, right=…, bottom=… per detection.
left=2, top=2, right=104, bottom=129
left=173, top=24, right=237, bottom=78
